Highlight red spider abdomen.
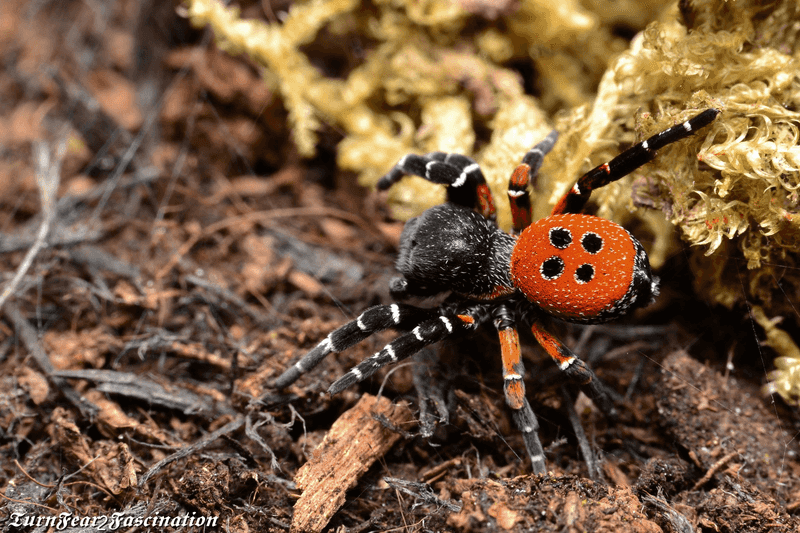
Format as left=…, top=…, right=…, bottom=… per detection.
left=510, top=214, right=644, bottom=322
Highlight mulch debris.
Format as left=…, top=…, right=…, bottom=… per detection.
left=0, top=1, right=798, bottom=532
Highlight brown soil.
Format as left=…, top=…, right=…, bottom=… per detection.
left=1, top=2, right=798, bottom=532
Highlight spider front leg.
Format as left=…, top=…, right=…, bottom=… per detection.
left=529, top=318, right=618, bottom=420
left=552, top=108, right=719, bottom=215
left=378, top=152, right=496, bottom=219
left=328, top=307, right=484, bottom=394
left=494, top=305, right=547, bottom=474
left=271, top=303, right=440, bottom=389
left=508, top=130, right=559, bottom=233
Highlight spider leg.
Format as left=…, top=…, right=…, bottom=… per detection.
left=508, top=166, right=533, bottom=233
left=551, top=108, right=719, bottom=215
left=328, top=308, right=483, bottom=395
left=494, top=305, right=547, bottom=474
left=529, top=319, right=618, bottom=420
left=412, top=347, right=450, bottom=438
left=378, top=152, right=496, bottom=219
left=271, top=304, right=439, bottom=389
left=508, top=130, right=559, bottom=233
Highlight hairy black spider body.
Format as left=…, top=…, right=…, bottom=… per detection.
left=391, top=203, right=515, bottom=301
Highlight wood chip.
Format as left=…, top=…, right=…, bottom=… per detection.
left=291, top=394, right=413, bottom=533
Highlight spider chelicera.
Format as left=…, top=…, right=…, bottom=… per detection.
left=272, top=108, right=719, bottom=474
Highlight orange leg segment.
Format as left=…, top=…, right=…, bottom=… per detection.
left=507, top=165, right=532, bottom=233
left=498, top=326, right=526, bottom=410
left=530, top=320, right=618, bottom=419
left=530, top=321, right=579, bottom=375
left=494, top=305, right=547, bottom=473
left=476, top=182, right=496, bottom=221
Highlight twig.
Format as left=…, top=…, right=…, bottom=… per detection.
left=5, top=300, right=54, bottom=376
left=184, top=274, right=277, bottom=327
left=245, top=413, right=281, bottom=471
left=58, top=167, right=159, bottom=212
left=156, top=206, right=376, bottom=280
left=691, top=451, right=738, bottom=491
left=0, top=490, right=59, bottom=513
left=137, top=415, right=245, bottom=488
left=14, top=459, right=56, bottom=489
left=4, top=301, right=98, bottom=419
left=641, top=495, right=694, bottom=533
left=383, top=477, right=462, bottom=513
left=0, top=141, right=61, bottom=312
left=54, top=368, right=224, bottom=415
left=291, top=395, right=413, bottom=533
left=88, top=91, right=162, bottom=224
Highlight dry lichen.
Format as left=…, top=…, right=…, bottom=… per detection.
left=186, top=0, right=800, bottom=403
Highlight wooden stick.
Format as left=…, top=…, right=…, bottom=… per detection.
left=291, top=394, right=413, bottom=533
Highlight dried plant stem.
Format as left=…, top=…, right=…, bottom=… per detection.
left=0, top=141, right=62, bottom=312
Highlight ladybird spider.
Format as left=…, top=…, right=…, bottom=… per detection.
left=273, top=108, right=719, bottom=474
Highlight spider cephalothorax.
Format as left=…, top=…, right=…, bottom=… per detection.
left=272, top=108, right=719, bottom=474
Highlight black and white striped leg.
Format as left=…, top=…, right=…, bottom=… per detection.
left=378, top=152, right=449, bottom=188
left=521, top=130, right=559, bottom=186
left=514, top=397, right=547, bottom=474
left=328, top=311, right=480, bottom=395
left=271, top=304, right=439, bottom=389
left=412, top=347, right=450, bottom=438
left=507, top=130, right=559, bottom=233
left=562, top=357, right=619, bottom=421
left=551, top=108, right=719, bottom=215
left=377, top=152, right=496, bottom=219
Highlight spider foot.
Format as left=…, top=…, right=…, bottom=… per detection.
left=561, top=385, right=602, bottom=480
left=514, top=398, right=547, bottom=475
left=271, top=337, right=333, bottom=389
left=412, top=348, right=450, bottom=438
left=521, top=129, right=559, bottom=183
